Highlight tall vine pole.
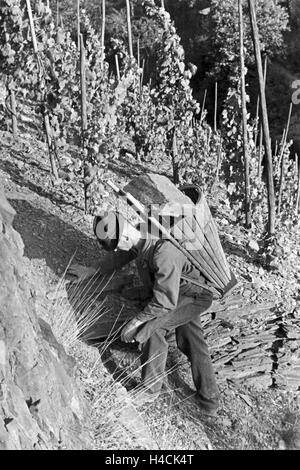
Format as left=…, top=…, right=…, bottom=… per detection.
left=258, top=56, right=268, bottom=179
left=126, top=0, right=133, bottom=58
left=137, top=37, right=140, bottom=68
left=214, top=82, right=218, bottom=133
left=115, top=55, right=120, bottom=81
left=296, top=154, right=300, bottom=215
left=239, top=0, right=251, bottom=228
left=248, top=0, right=275, bottom=235
left=200, top=89, right=207, bottom=124
left=56, top=0, right=59, bottom=26
left=8, top=86, right=18, bottom=138
left=172, top=128, right=179, bottom=184
left=25, top=0, right=58, bottom=180
left=80, top=34, right=88, bottom=213
left=277, top=102, right=293, bottom=216
left=101, top=0, right=106, bottom=65
left=77, top=0, right=80, bottom=49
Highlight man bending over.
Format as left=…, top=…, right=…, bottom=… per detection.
left=68, top=211, right=219, bottom=415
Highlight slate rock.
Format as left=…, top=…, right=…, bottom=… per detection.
left=0, top=188, right=91, bottom=449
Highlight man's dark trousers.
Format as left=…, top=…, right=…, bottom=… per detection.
left=136, top=291, right=219, bottom=410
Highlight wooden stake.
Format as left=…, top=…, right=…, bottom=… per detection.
left=295, top=154, right=300, bottom=215
left=137, top=37, right=140, bottom=68
left=216, top=135, right=222, bottom=183
left=26, top=0, right=39, bottom=54
left=172, top=129, right=179, bottom=185
left=77, top=0, right=80, bottom=49
left=294, top=153, right=299, bottom=211
left=191, top=199, right=231, bottom=282
left=80, top=35, right=87, bottom=138
left=101, top=0, right=106, bottom=63
left=126, top=0, right=133, bottom=59
left=175, top=216, right=226, bottom=288
left=200, top=89, right=207, bottom=124
left=161, top=0, right=165, bottom=8
left=115, top=55, right=120, bottom=82
left=214, top=82, right=218, bottom=132
left=285, top=102, right=293, bottom=143
left=239, top=0, right=251, bottom=228
left=26, top=0, right=58, bottom=180
left=254, top=94, right=260, bottom=150
left=56, top=0, right=59, bottom=26
left=274, top=140, right=278, bottom=161
left=80, top=34, right=88, bottom=212
left=9, top=87, right=18, bottom=138
left=44, top=114, right=59, bottom=179
left=277, top=151, right=285, bottom=217
left=107, top=180, right=221, bottom=295
left=278, top=127, right=286, bottom=158
left=277, top=102, right=293, bottom=216
left=258, top=55, right=268, bottom=179
left=141, top=58, right=145, bottom=90
left=207, top=126, right=212, bottom=149
left=248, top=0, right=275, bottom=235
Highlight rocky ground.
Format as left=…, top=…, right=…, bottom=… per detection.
left=0, top=185, right=92, bottom=449
left=0, top=129, right=299, bottom=450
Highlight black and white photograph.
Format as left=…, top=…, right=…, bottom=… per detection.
left=0, top=0, right=299, bottom=454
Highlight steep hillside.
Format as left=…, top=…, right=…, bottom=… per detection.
left=0, top=130, right=299, bottom=450
left=0, top=188, right=91, bottom=449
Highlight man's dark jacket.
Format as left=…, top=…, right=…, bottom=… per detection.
left=97, top=237, right=213, bottom=326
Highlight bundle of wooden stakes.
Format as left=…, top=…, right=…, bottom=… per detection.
left=108, top=174, right=237, bottom=299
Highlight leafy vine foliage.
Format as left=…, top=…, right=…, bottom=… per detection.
left=0, top=1, right=80, bottom=163
left=209, top=0, right=289, bottom=82
left=0, top=0, right=27, bottom=122
left=0, top=0, right=298, bottom=240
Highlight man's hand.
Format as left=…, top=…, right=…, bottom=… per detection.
left=121, top=318, right=145, bottom=343
left=67, top=264, right=98, bottom=283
